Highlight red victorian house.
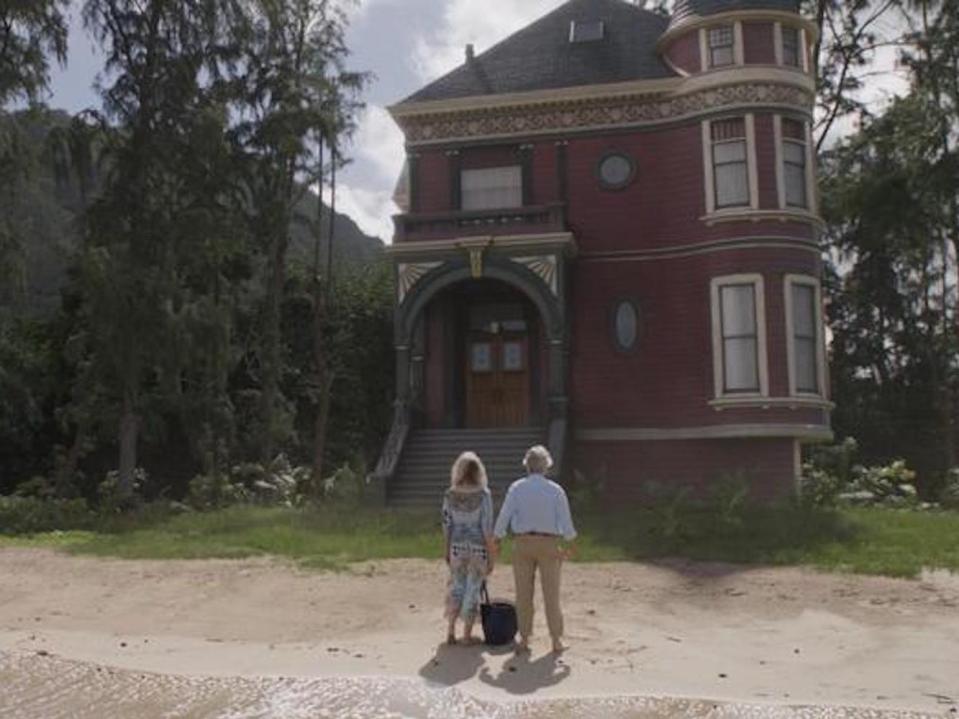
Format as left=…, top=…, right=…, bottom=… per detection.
left=372, top=0, right=832, bottom=505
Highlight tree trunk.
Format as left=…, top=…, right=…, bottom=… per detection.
left=260, top=229, right=288, bottom=465
left=56, top=420, right=88, bottom=497
left=117, top=387, right=139, bottom=499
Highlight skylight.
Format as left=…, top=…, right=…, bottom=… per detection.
left=569, top=20, right=605, bottom=43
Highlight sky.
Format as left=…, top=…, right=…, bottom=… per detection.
left=47, top=0, right=911, bottom=243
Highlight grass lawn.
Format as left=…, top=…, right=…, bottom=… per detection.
left=2, top=503, right=958, bottom=578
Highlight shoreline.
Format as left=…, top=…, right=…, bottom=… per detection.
left=0, top=650, right=951, bottom=718
left=1, top=549, right=957, bottom=716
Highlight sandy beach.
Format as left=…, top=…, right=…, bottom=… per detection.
left=1, top=548, right=957, bottom=717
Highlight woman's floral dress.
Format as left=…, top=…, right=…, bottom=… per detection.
left=442, top=487, right=493, bottom=620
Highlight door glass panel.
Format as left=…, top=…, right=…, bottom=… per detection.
left=502, top=341, right=524, bottom=372
left=471, top=342, right=493, bottom=372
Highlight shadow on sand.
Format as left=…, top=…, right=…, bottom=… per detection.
left=419, top=642, right=571, bottom=695
left=478, top=650, right=572, bottom=695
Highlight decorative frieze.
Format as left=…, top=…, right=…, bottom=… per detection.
left=397, top=82, right=811, bottom=146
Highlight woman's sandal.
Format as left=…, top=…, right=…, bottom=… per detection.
left=446, top=633, right=457, bottom=645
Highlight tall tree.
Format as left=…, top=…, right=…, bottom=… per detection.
left=226, top=0, right=366, bottom=465
left=77, top=0, right=237, bottom=497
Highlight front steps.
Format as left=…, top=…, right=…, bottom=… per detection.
left=387, top=427, right=545, bottom=507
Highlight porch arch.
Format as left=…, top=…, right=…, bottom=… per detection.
left=392, top=255, right=568, bottom=416
left=395, top=256, right=565, bottom=348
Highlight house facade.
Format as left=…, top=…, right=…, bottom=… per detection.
left=373, top=0, right=832, bottom=503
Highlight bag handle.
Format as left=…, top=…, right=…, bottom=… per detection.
left=481, top=581, right=490, bottom=605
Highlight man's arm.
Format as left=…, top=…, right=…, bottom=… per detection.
left=557, top=489, right=577, bottom=548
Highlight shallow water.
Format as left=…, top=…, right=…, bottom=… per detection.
left=0, top=652, right=944, bottom=719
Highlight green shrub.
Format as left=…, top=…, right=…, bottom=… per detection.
left=708, top=472, right=751, bottom=528
left=939, top=469, right=959, bottom=510
left=853, top=460, right=918, bottom=506
left=568, top=466, right=606, bottom=511
left=806, top=437, right=859, bottom=485
left=187, top=472, right=249, bottom=510
left=0, top=495, right=93, bottom=534
left=98, top=468, right=148, bottom=514
left=799, top=465, right=846, bottom=507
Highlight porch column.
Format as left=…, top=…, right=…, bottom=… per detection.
left=395, top=344, right=412, bottom=404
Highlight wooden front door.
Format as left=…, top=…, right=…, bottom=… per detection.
left=466, top=329, right=531, bottom=428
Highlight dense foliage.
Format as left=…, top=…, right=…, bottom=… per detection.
left=1, top=0, right=958, bottom=512
left=0, top=0, right=392, bottom=505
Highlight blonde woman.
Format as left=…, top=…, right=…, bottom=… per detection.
left=441, top=451, right=496, bottom=645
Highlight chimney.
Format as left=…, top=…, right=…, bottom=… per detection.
left=465, top=44, right=475, bottom=62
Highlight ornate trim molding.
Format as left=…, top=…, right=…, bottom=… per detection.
left=512, top=255, right=558, bottom=296
left=397, top=261, right=442, bottom=303
left=708, top=397, right=835, bottom=411
left=386, top=232, right=577, bottom=258
left=576, top=423, right=834, bottom=442
left=580, top=236, right=821, bottom=263
left=395, top=81, right=812, bottom=147
left=701, top=208, right=825, bottom=229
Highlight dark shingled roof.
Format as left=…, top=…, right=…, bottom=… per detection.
left=402, top=0, right=675, bottom=105
left=670, top=0, right=801, bottom=28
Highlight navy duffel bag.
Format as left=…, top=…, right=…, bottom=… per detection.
left=480, top=582, right=517, bottom=646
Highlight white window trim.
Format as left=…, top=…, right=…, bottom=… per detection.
left=702, top=114, right=759, bottom=215
left=805, top=120, right=818, bottom=215
left=710, top=273, right=769, bottom=400
left=784, top=274, right=827, bottom=398
left=734, top=21, right=745, bottom=65
left=775, top=22, right=805, bottom=69
left=701, top=24, right=742, bottom=70
left=699, top=28, right=709, bottom=73
left=800, top=27, right=810, bottom=73
left=774, top=115, right=817, bottom=213
left=773, top=22, right=784, bottom=66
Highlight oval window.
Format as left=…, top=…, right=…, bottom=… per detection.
left=614, top=301, right=639, bottom=351
left=598, top=153, right=635, bottom=190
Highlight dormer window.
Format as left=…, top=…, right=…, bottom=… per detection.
left=570, top=20, right=604, bottom=43
left=708, top=25, right=735, bottom=67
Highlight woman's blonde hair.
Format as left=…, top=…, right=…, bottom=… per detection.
left=450, top=451, right=488, bottom=491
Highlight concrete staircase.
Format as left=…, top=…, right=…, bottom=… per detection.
left=388, top=427, right=545, bottom=507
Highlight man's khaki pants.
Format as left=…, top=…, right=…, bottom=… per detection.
left=512, top=535, right=564, bottom=641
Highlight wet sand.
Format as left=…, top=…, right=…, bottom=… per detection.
left=0, top=549, right=957, bottom=717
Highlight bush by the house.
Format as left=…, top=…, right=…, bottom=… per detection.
left=940, top=469, right=959, bottom=510
left=801, top=439, right=921, bottom=508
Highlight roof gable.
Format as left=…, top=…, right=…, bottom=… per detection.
left=402, top=0, right=674, bottom=105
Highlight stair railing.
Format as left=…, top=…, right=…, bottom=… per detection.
left=366, top=401, right=411, bottom=504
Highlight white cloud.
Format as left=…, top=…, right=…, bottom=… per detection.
left=350, top=104, right=405, bottom=184
left=412, top=0, right=564, bottom=82
left=325, top=181, right=397, bottom=242
left=333, top=104, right=404, bottom=242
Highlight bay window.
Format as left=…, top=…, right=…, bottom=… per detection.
left=711, top=274, right=768, bottom=398
left=785, top=275, right=825, bottom=396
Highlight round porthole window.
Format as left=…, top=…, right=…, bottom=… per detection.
left=613, top=300, right=640, bottom=352
left=598, top=152, right=636, bottom=190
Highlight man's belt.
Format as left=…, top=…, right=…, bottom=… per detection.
left=516, top=532, right=560, bottom=537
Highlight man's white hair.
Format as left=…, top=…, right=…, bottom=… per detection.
left=523, top=445, right=553, bottom=475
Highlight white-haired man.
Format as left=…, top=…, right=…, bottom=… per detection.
left=493, top=444, right=577, bottom=654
